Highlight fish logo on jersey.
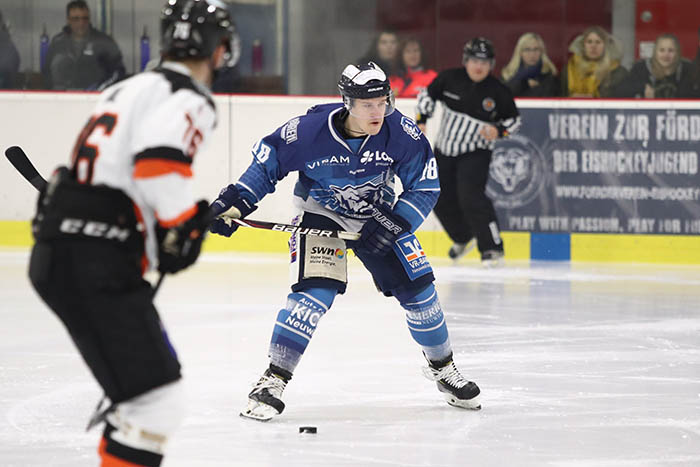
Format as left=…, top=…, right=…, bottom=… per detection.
left=327, top=175, right=384, bottom=216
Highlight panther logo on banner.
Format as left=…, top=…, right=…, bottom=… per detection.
left=486, top=134, right=547, bottom=209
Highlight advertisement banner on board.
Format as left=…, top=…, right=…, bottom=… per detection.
left=488, top=104, right=700, bottom=235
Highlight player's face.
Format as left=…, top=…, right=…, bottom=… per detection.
left=521, top=38, right=542, bottom=67
left=67, top=7, right=90, bottom=38
left=583, top=33, right=604, bottom=60
left=465, top=57, right=491, bottom=82
left=349, top=96, right=387, bottom=135
left=655, top=39, right=677, bottom=68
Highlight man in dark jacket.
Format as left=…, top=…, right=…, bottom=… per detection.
left=44, top=0, right=125, bottom=90
left=0, top=10, right=20, bottom=89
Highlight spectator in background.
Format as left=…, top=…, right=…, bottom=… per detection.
left=358, top=30, right=400, bottom=76
left=614, top=34, right=694, bottom=98
left=212, top=17, right=243, bottom=93
left=0, top=10, right=20, bottom=89
left=389, top=37, right=437, bottom=98
left=501, top=32, right=559, bottom=97
left=562, top=26, right=627, bottom=97
left=44, top=0, right=125, bottom=90
left=688, top=27, right=700, bottom=97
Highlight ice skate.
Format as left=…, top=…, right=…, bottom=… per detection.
left=481, top=249, right=504, bottom=268
left=448, top=239, right=476, bottom=260
left=240, top=366, right=291, bottom=422
left=423, top=355, right=481, bottom=410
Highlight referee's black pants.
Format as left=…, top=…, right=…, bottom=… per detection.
left=433, top=149, right=504, bottom=256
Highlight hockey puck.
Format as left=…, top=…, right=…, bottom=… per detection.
left=299, top=426, right=317, bottom=434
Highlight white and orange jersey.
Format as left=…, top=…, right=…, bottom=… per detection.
left=69, top=61, right=217, bottom=271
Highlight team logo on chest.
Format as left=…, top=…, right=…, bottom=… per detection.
left=482, top=97, right=496, bottom=112
left=328, top=175, right=384, bottom=216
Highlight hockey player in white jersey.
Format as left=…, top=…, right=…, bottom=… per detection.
left=209, top=62, right=482, bottom=422
left=27, top=1, right=235, bottom=465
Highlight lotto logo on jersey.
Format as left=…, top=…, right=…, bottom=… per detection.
left=360, top=150, right=393, bottom=166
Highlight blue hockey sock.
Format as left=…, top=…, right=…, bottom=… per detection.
left=269, top=287, right=337, bottom=373
left=396, top=284, right=452, bottom=362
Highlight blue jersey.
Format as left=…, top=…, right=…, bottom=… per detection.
left=235, top=103, right=440, bottom=232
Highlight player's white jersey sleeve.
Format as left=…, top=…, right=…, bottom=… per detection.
left=82, top=61, right=216, bottom=270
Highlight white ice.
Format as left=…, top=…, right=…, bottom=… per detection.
left=1, top=250, right=699, bottom=466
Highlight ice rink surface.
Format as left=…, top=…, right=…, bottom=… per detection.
left=1, top=250, right=699, bottom=466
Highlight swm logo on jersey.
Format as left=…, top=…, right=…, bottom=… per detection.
left=360, top=150, right=393, bottom=166
left=486, top=134, right=547, bottom=209
left=310, top=246, right=345, bottom=259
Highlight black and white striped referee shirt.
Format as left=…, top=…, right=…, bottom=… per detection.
left=416, top=67, right=521, bottom=156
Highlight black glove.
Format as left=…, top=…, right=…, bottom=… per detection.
left=358, top=205, right=411, bottom=256
left=208, top=184, right=258, bottom=237
left=156, top=200, right=212, bottom=274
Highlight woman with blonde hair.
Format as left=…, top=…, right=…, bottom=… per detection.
left=614, top=33, right=694, bottom=98
left=501, top=32, right=559, bottom=96
left=562, top=26, right=627, bottom=97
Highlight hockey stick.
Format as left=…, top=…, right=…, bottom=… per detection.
left=5, top=146, right=48, bottom=191
left=1, top=146, right=177, bottom=294
left=223, top=217, right=360, bottom=241
left=5, top=146, right=361, bottom=240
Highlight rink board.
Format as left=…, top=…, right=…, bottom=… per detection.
left=2, top=220, right=699, bottom=264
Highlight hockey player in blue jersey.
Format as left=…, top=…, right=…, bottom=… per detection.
left=209, top=62, right=481, bottom=421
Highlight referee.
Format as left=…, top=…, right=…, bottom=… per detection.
left=416, top=37, right=520, bottom=266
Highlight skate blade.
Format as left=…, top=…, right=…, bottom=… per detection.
left=444, top=393, right=482, bottom=410
left=481, top=258, right=504, bottom=268
left=239, top=399, right=280, bottom=422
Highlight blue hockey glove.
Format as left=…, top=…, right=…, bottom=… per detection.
left=358, top=205, right=411, bottom=256
left=209, top=184, right=258, bottom=237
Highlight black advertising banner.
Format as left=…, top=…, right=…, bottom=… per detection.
left=487, top=102, right=700, bottom=235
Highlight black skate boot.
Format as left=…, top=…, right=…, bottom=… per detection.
left=423, top=354, right=481, bottom=410
left=448, top=239, right=475, bottom=260
left=240, top=365, right=292, bottom=422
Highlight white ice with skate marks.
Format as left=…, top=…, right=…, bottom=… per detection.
left=1, top=251, right=700, bottom=466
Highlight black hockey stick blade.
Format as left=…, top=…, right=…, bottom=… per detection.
left=5, top=146, right=48, bottom=191
left=228, top=217, right=361, bottom=241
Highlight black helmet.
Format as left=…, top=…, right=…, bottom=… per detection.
left=338, top=62, right=395, bottom=117
left=161, top=0, right=236, bottom=65
left=462, top=37, right=495, bottom=64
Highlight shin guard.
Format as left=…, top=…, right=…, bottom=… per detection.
left=397, top=284, right=452, bottom=361
left=268, top=287, right=336, bottom=372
